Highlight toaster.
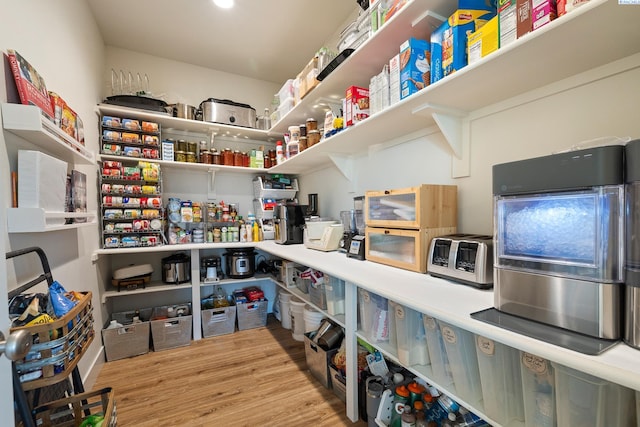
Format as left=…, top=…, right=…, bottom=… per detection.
left=427, top=234, right=493, bottom=288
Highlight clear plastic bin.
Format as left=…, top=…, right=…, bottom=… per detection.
left=389, top=301, right=429, bottom=366
left=358, top=289, right=390, bottom=343
left=553, top=362, right=636, bottom=427
left=325, top=276, right=345, bottom=315
left=521, top=352, right=556, bottom=427
left=423, top=315, right=454, bottom=388
left=475, top=336, right=524, bottom=425
left=439, top=321, right=482, bottom=404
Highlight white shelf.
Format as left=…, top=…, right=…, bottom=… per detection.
left=256, top=240, right=640, bottom=394
left=273, top=279, right=346, bottom=328
left=96, top=103, right=281, bottom=142
left=94, top=241, right=260, bottom=256
left=101, top=280, right=192, bottom=303
left=7, top=208, right=97, bottom=233
left=269, top=0, right=640, bottom=175
left=99, top=153, right=268, bottom=174
left=199, top=274, right=273, bottom=289
left=1, top=103, right=95, bottom=164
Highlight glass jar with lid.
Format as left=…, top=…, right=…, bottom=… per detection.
left=176, top=139, right=187, bottom=152
left=212, top=149, right=222, bottom=165
left=233, top=150, right=243, bottom=167
left=306, top=117, right=318, bottom=131
left=222, top=148, right=233, bottom=165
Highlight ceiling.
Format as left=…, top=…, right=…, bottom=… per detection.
left=86, top=0, right=359, bottom=85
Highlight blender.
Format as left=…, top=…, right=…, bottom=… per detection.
left=347, top=196, right=366, bottom=260
left=339, top=209, right=357, bottom=253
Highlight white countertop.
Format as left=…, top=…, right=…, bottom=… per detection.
left=257, top=240, right=640, bottom=392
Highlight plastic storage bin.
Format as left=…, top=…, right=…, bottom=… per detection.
left=521, top=352, right=556, bottom=427
left=439, top=321, right=483, bottom=404
left=476, top=336, right=525, bottom=425
left=325, top=276, right=345, bottom=315
left=309, top=278, right=327, bottom=310
left=202, top=305, right=237, bottom=337
left=553, top=362, right=636, bottom=427
left=422, top=315, right=453, bottom=388
left=389, top=301, right=429, bottom=366
left=358, top=289, right=390, bottom=343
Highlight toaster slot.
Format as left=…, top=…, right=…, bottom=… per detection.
left=431, top=239, right=452, bottom=267
left=455, top=242, right=479, bottom=273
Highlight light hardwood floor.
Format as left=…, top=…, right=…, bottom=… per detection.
left=92, top=316, right=368, bottom=427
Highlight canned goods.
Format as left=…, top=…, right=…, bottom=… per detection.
left=142, top=185, right=157, bottom=195
left=102, top=144, right=122, bottom=155
left=124, top=209, right=141, bottom=219
left=124, top=185, right=141, bottom=194
left=306, top=118, right=318, bottom=131
left=104, top=236, right=120, bottom=248
left=103, top=130, right=121, bottom=141
left=142, top=148, right=160, bottom=159
left=141, top=197, right=162, bottom=208
left=186, top=152, right=197, bottom=163
left=142, top=167, right=159, bottom=182
left=103, top=161, right=122, bottom=169
left=133, top=219, right=150, bottom=231
left=150, top=219, right=163, bottom=230
left=103, top=196, right=122, bottom=206
left=104, top=209, right=123, bottom=219
left=122, top=132, right=140, bottom=143
left=123, top=146, right=142, bottom=157
left=142, top=209, right=160, bottom=218
left=175, top=150, right=187, bottom=162
left=140, top=235, right=158, bottom=246
left=143, top=135, right=159, bottom=145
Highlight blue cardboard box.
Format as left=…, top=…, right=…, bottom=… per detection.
left=431, top=2, right=496, bottom=84
left=400, top=38, right=431, bottom=100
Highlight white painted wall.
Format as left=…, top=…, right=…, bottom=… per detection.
left=104, top=47, right=280, bottom=116
left=0, top=0, right=105, bottom=414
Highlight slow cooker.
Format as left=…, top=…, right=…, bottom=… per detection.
left=162, top=252, right=191, bottom=284
left=224, top=248, right=256, bottom=279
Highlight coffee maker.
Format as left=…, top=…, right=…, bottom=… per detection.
left=274, top=203, right=307, bottom=244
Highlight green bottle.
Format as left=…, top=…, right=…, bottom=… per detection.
left=390, top=384, right=410, bottom=427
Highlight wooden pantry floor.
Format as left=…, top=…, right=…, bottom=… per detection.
left=92, top=315, right=367, bottom=427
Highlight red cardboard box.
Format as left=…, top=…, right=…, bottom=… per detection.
left=345, top=86, right=370, bottom=127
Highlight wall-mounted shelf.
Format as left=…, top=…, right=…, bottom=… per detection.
left=96, top=103, right=281, bottom=142
left=7, top=208, right=97, bottom=233
left=93, top=241, right=259, bottom=256
left=1, top=103, right=95, bottom=164
left=98, top=153, right=267, bottom=174
left=268, top=0, right=640, bottom=177
left=101, top=280, right=192, bottom=303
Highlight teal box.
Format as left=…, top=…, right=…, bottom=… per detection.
left=400, top=38, right=431, bottom=100
left=431, top=3, right=496, bottom=84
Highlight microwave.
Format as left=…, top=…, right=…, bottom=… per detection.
left=492, top=145, right=625, bottom=340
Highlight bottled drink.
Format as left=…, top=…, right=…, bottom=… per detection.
left=276, top=140, right=285, bottom=164
left=415, top=410, right=428, bottom=427
left=401, top=404, right=416, bottom=427
left=286, top=138, right=299, bottom=158
left=390, top=384, right=410, bottom=427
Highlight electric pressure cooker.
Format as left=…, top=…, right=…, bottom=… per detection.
left=224, top=248, right=256, bottom=279
left=162, top=252, right=191, bottom=284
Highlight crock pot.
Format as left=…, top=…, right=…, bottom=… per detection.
left=224, top=248, right=256, bottom=279
left=162, top=252, right=191, bottom=284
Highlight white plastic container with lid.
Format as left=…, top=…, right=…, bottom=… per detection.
left=422, top=315, right=453, bottom=388
left=476, top=335, right=525, bottom=425
left=325, top=276, right=345, bottom=316
left=290, top=298, right=306, bottom=341
left=303, top=305, right=324, bottom=333
left=389, top=301, right=429, bottom=367
left=279, top=291, right=292, bottom=330
left=553, top=362, right=636, bottom=427
left=520, top=352, right=556, bottom=427
left=439, top=321, right=483, bottom=404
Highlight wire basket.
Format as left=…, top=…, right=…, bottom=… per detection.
left=12, top=292, right=95, bottom=391
left=32, top=387, right=116, bottom=427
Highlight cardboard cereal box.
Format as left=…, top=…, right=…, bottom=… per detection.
left=532, top=0, right=557, bottom=30
left=431, top=6, right=496, bottom=84
left=400, top=38, right=430, bottom=100
left=468, top=16, right=499, bottom=65
left=345, top=86, right=369, bottom=127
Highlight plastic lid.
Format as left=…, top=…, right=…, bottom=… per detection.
left=408, top=381, right=426, bottom=395
left=413, top=401, right=424, bottom=411
left=395, top=384, right=410, bottom=398
left=422, top=394, right=434, bottom=404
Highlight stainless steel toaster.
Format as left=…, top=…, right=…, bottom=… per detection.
left=427, top=234, right=493, bottom=288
